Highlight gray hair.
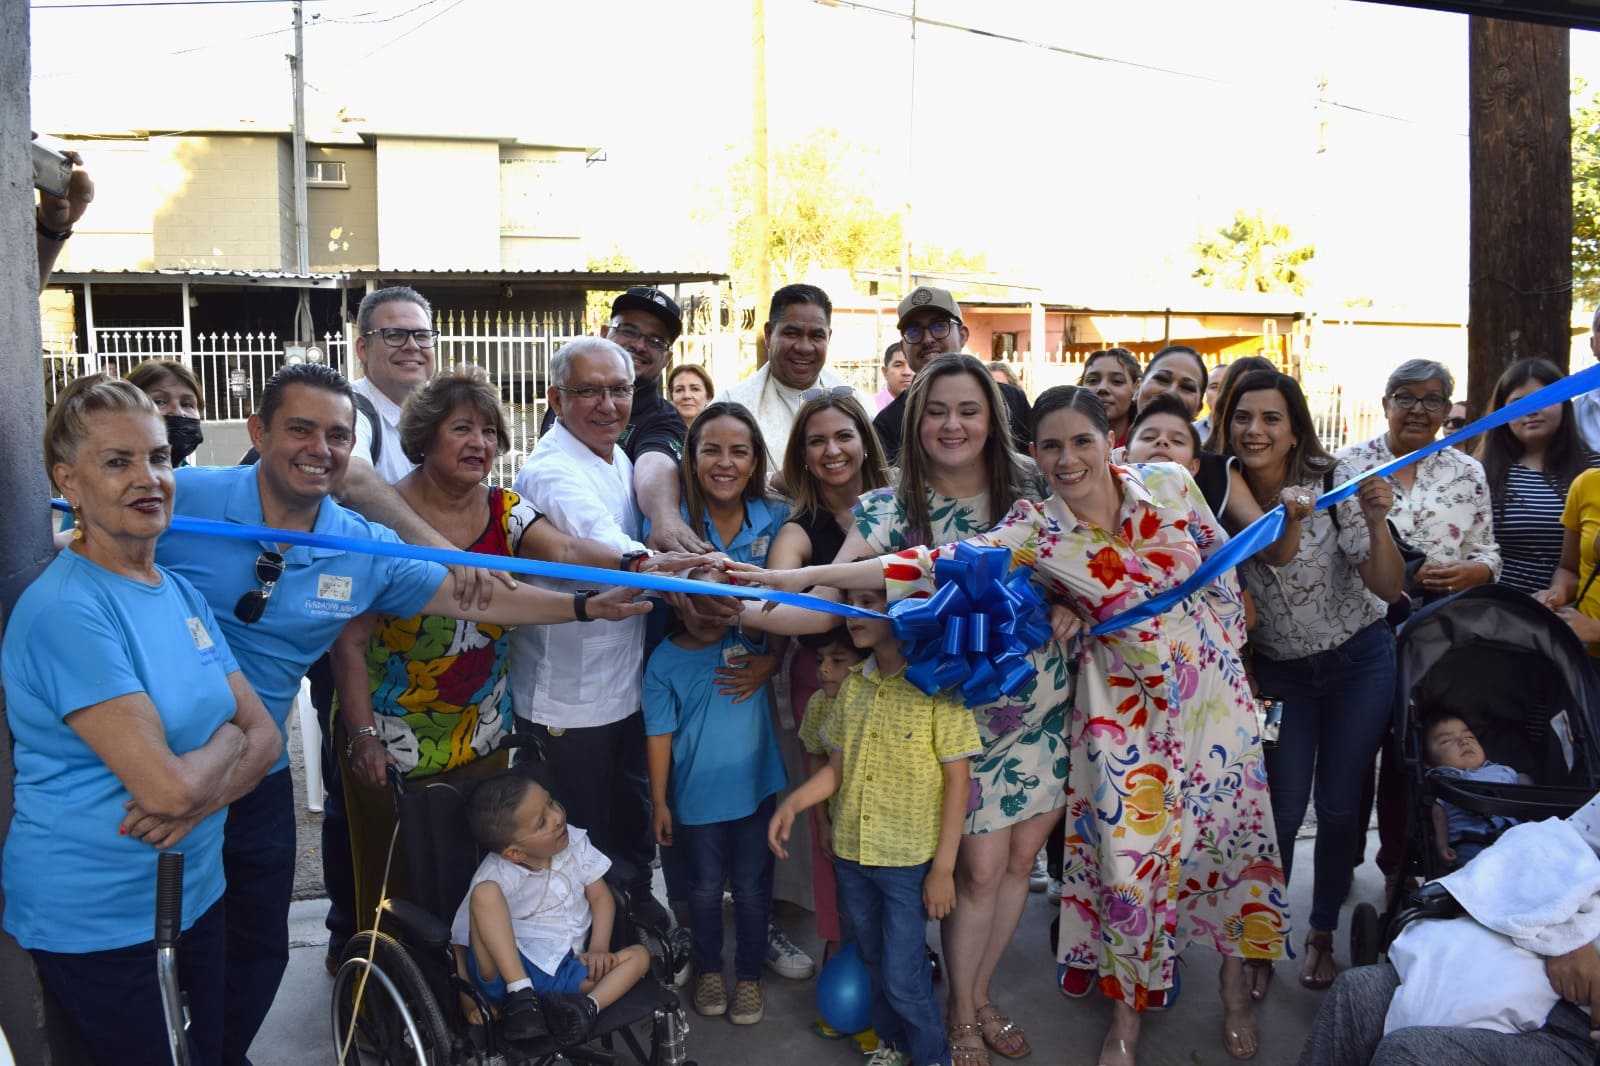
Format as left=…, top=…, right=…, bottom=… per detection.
left=550, top=337, right=631, bottom=388
left=356, top=285, right=432, bottom=334
left=1385, top=358, right=1454, bottom=398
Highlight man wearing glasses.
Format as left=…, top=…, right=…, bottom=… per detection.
left=155, top=362, right=650, bottom=1064
left=872, top=285, right=1033, bottom=464
left=511, top=337, right=666, bottom=927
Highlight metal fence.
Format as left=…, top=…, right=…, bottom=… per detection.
left=41, top=309, right=738, bottom=488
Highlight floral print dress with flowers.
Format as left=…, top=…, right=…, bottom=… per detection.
left=855, top=486, right=1073, bottom=834
left=876, top=465, right=1288, bottom=1009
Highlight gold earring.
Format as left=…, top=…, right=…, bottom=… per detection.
left=71, top=505, right=84, bottom=540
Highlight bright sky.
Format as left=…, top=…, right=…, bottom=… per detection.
left=28, top=0, right=1600, bottom=311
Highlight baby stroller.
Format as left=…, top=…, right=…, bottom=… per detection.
left=329, top=737, right=695, bottom=1065
left=1349, top=584, right=1600, bottom=966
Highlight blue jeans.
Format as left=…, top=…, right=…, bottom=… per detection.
left=1255, top=620, right=1396, bottom=933
left=679, top=795, right=776, bottom=981
left=221, top=766, right=297, bottom=1065
left=34, top=900, right=227, bottom=1066
left=834, top=858, right=949, bottom=1066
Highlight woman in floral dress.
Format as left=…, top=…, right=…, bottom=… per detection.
left=745, top=385, right=1288, bottom=1065
left=777, top=353, right=1071, bottom=1064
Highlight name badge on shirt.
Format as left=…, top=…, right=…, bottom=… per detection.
left=318, top=575, right=353, bottom=601
left=186, top=617, right=214, bottom=651
left=749, top=535, right=770, bottom=561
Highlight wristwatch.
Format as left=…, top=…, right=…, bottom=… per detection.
left=346, top=725, right=382, bottom=760
left=619, top=549, right=650, bottom=572
left=36, top=216, right=72, bottom=242
left=573, top=589, right=597, bottom=622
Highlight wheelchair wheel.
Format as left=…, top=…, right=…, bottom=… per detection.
left=1350, top=902, right=1381, bottom=968
left=331, top=930, right=452, bottom=1065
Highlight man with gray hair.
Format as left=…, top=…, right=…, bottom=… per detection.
left=1573, top=308, right=1600, bottom=452
left=510, top=337, right=661, bottom=917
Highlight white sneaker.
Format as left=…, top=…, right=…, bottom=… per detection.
left=1046, top=877, right=1064, bottom=905
left=864, top=1047, right=908, bottom=1065
left=1028, top=850, right=1049, bottom=892
left=765, top=920, right=815, bottom=980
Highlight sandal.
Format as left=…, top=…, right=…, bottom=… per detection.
left=949, top=1021, right=992, bottom=1066
left=1243, top=959, right=1274, bottom=1002
left=1300, top=931, right=1337, bottom=990
left=975, top=1002, right=1031, bottom=1060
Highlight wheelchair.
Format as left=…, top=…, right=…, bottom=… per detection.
left=330, top=743, right=696, bottom=1065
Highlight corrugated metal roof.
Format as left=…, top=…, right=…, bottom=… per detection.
left=48, top=267, right=728, bottom=287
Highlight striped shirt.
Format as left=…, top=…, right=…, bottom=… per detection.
left=1497, top=459, right=1599, bottom=596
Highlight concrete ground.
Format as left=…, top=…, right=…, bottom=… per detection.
left=255, top=812, right=1358, bottom=1065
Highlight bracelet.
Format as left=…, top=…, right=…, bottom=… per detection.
left=36, top=216, right=72, bottom=242
left=346, top=725, right=382, bottom=760
left=620, top=549, right=650, bottom=572
left=573, top=589, right=597, bottom=622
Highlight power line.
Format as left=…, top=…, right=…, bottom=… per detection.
left=359, top=0, right=468, bottom=57
left=812, top=0, right=1450, bottom=130
left=33, top=0, right=318, bottom=8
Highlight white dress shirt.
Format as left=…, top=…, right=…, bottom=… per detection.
left=508, top=422, right=646, bottom=729
left=351, top=376, right=419, bottom=485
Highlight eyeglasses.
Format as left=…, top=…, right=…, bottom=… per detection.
left=801, top=385, right=855, bottom=401
left=361, top=327, right=440, bottom=349
left=609, top=322, right=673, bottom=355
left=234, top=550, right=285, bottom=624
left=1389, top=391, right=1450, bottom=415
left=555, top=383, right=635, bottom=403
left=1443, top=417, right=1468, bottom=431
left=901, top=318, right=958, bottom=346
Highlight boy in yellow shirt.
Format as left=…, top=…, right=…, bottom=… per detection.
left=770, top=587, right=981, bottom=1066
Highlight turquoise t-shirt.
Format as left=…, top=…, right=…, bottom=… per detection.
left=2, top=550, right=239, bottom=951
left=642, top=631, right=787, bottom=826
left=157, top=464, right=446, bottom=774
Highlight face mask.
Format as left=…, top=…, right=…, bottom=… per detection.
left=165, top=415, right=204, bottom=465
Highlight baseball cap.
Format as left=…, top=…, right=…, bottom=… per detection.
left=611, top=287, right=683, bottom=339
left=897, top=285, right=963, bottom=329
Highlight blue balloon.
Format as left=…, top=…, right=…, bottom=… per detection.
left=816, top=941, right=872, bottom=1034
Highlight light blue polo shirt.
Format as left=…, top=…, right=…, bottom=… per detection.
left=2, top=551, right=237, bottom=951
left=157, top=465, right=446, bottom=773
left=642, top=631, right=787, bottom=826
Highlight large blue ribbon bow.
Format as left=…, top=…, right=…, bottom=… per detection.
left=889, top=543, right=1053, bottom=707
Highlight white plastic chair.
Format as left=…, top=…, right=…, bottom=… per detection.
left=295, top=677, right=323, bottom=813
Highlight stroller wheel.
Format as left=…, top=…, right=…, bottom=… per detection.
left=1350, top=903, right=1381, bottom=968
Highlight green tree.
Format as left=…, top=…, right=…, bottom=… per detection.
left=717, top=129, right=984, bottom=297
left=584, top=249, right=638, bottom=330
left=1192, top=209, right=1314, bottom=296
left=1572, top=79, right=1600, bottom=307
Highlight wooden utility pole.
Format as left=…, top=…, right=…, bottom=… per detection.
left=752, top=0, right=770, bottom=365
left=1467, top=16, right=1570, bottom=414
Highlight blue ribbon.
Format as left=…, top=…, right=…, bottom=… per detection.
left=889, top=543, right=1052, bottom=706
left=1088, top=360, right=1600, bottom=636
left=46, top=500, right=881, bottom=621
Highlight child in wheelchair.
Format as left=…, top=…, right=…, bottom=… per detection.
left=450, top=772, right=651, bottom=1047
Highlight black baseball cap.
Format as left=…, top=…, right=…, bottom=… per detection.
left=611, top=287, right=682, bottom=340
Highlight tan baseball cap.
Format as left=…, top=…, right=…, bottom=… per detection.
left=897, top=285, right=963, bottom=329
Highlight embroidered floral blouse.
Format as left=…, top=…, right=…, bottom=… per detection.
left=1337, top=434, right=1501, bottom=577
left=1239, top=457, right=1387, bottom=661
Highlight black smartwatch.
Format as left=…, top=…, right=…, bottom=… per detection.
left=620, top=549, right=650, bottom=572
left=573, top=589, right=597, bottom=622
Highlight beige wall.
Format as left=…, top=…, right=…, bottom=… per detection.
left=307, top=144, right=378, bottom=271
left=375, top=137, right=500, bottom=269
left=51, top=137, right=160, bottom=271
left=151, top=135, right=289, bottom=270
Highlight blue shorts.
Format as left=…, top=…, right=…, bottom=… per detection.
left=465, top=946, right=588, bottom=1005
